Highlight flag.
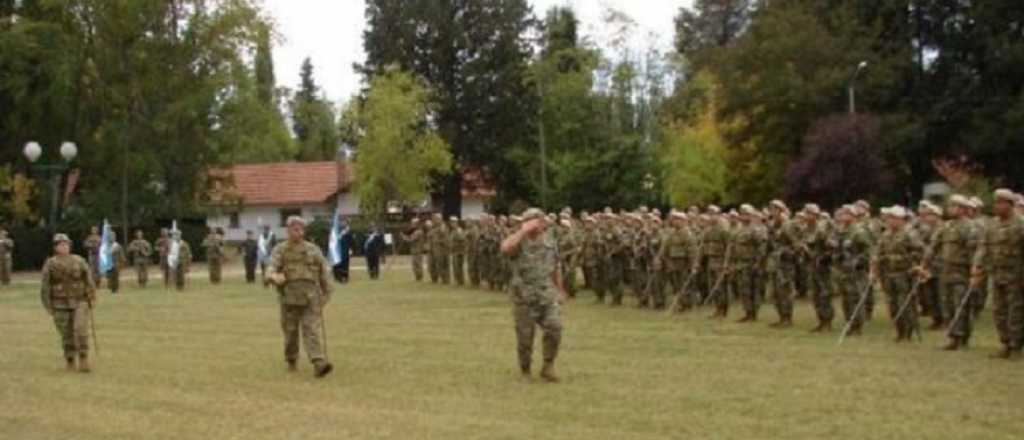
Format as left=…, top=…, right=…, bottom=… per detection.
left=98, top=220, right=113, bottom=275
left=168, top=220, right=180, bottom=270
left=328, top=209, right=342, bottom=266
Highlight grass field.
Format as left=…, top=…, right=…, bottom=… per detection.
left=2, top=260, right=1022, bottom=439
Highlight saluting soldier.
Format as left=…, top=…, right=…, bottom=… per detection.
left=267, top=216, right=334, bottom=377
left=40, top=233, right=97, bottom=372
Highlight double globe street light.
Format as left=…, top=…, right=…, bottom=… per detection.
left=23, top=141, right=78, bottom=234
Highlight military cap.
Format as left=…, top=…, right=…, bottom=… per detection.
left=993, top=188, right=1015, bottom=203
left=803, top=204, right=822, bottom=216
left=949, top=194, right=971, bottom=208
left=769, top=200, right=788, bottom=211
left=855, top=200, right=871, bottom=211
left=286, top=215, right=306, bottom=227
left=521, top=208, right=545, bottom=221
left=969, top=196, right=984, bottom=209
left=53, top=233, right=72, bottom=244
left=670, top=211, right=687, bottom=220
left=707, top=205, right=721, bottom=215
left=584, top=216, right=597, bottom=224
left=920, top=202, right=942, bottom=217
left=739, top=204, right=758, bottom=216
left=883, top=205, right=910, bottom=218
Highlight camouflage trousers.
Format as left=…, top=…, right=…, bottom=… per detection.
left=561, top=261, right=577, bottom=298
left=134, top=263, right=148, bottom=287
left=452, top=254, right=465, bottom=286
left=831, top=269, right=867, bottom=332
left=209, top=260, right=222, bottom=284
left=0, top=256, right=10, bottom=285
left=174, top=266, right=188, bottom=291
left=427, top=254, right=438, bottom=283
left=705, top=265, right=729, bottom=309
left=665, top=269, right=693, bottom=312
left=770, top=262, right=796, bottom=321
left=972, top=275, right=990, bottom=318
left=583, top=265, right=605, bottom=301
left=731, top=265, right=758, bottom=316
left=942, top=280, right=973, bottom=341
left=468, top=254, right=480, bottom=287
left=883, top=274, right=918, bottom=336
left=807, top=266, right=834, bottom=324
left=648, top=271, right=667, bottom=309
left=52, top=306, right=90, bottom=359
left=280, top=304, right=326, bottom=364
left=88, top=254, right=100, bottom=287
left=918, top=278, right=942, bottom=325
left=991, top=280, right=1024, bottom=349
left=434, top=254, right=451, bottom=284
left=107, top=268, right=120, bottom=293
left=513, top=301, right=562, bottom=371
left=161, top=258, right=170, bottom=287
left=411, top=253, right=424, bottom=281
left=604, top=258, right=625, bottom=305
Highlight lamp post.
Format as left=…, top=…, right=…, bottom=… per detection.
left=848, top=61, right=868, bottom=115
left=23, top=141, right=78, bottom=234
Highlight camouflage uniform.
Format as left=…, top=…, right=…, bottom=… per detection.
left=508, top=227, right=563, bottom=379
left=924, top=214, right=979, bottom=348
left=106, top=238, right=126, bottom=294
left=658, top=219, right=696, bottom=312
left=700, top=217, right=731, bottom=316
left=830, top=221, right=873, bottom=334
left=604, top=222, right=627, bottom=306
left=730, top=219, right=767, bottom=321
left=172, top=238, right=193, bottom=291
left=450, top=224, right=467, bottom=286
left=873, top=222, right=924, bottom=340
left=83, top=232, right=102, bottom=286
left=269, top=238, right=333, bottom=374
left=801, top=219, right=834, bottom=330
left=767, top=216, right=800, bottom=327
left=467, top=222, right=482, bottom=287
left=556, top=224, right=581, bottom=298
left=128, top=235, right=153, bottom=287
left=0, top=230, right=13, bottom=286
left=201, top=232, right=224, bottom=284
left=972, top=212, right=1024, bottom=354
left=913, top=218, right=943, bottom=327
left=402, top=224, right=426, bottom=282
left=581, top=222, right=606, bottom=302
left=155, top=232, right=170, bottom=287
left=40, top=242, right=96, bottom=370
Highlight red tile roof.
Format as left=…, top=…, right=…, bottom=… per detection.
left=211, top=161, right=352, bottom=206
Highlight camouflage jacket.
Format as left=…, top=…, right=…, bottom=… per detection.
left=873, top=226, right=924, bottom=278
left=973, top=215, right=1024, bottom=285
left=509, top=230, right=559, bottom=305
left=128, top=239, right=153, bottom=265
left=40, top=254, right=95, bottom=311
left=270, top=240, right=332, bottom=306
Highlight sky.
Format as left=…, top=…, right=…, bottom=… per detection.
left=263, top=0, right=692, bottom=104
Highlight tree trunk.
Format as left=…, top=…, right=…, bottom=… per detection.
left=442, top=171, right=463, bottom=219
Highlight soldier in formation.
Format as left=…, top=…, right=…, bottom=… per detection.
left=155, top=228, right=170, bottom=287
left=202, top=227, right=225, bottom=285
left=105, top=231, right=126, bottom=294
left=83, top=226, right=102, bottom=286
left=40, top=233, right=97, bottom=372
left=0, top=228, right=13, bottom=286
left=127, top=230, right=152, bottom=288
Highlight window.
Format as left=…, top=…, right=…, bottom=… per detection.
left=229, top=212, right=240, bottom=229
left=280, top=208, right=302, bottom=227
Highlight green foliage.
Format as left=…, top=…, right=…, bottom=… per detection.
left=290, top=58, right=340, bottom=161
left=355, top=69, right=453, bottom=219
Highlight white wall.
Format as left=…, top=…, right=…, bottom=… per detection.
left=338, top=192, right=360, bottom=216
left=461, top=197, right=488, bottom=218
left=208, top=203, right=332, bottom=242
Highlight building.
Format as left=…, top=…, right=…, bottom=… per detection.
left=206, top=160, right=494, bottom=242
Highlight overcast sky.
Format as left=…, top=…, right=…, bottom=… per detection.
left=263, top=0, right=692, bottom=104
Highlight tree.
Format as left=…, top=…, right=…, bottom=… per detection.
left=360, top=0, right=535, bottom=216
left=674, top=0, right=754, bottom=66
left=289, top=58, right=340, bottom=161
left=254, top=24, right=276, bottom=107
left=355, top=69, right=452, bottom=219
left=785, top=114, right=893, bottom=208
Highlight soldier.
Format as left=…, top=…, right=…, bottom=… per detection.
left=202, top=228, right=224, bottom=285
left=604, top=214, right=628, bottom=306
left=659, top=212, right=696, bottom=313
left=557, top=215, right=581, bottom=298
left=401, top=219, right=426, bottom=282
left=919, top=195, right=979, bottom=350
left=240, top=230, right=260, bottom=283
left=170, top=230, right=193, bottom=291
left=259, top=225, right=278, bottom=283
left=502, top=208, right=566, bottom=383
left=105, top=231, right=126, bottom=294
left=915, top=202, right=945, bottom=329
left=127, top=230, right=152, bottom=288
left=731, top=205, right=768, bottom=322
left=155, top=228, right=170, bottom=288
left=971, top=189, right=1024, bottom=359
left=467, top=218, right=482, bottom=288
left=700, top=207, right=731, bottom=318
left=0, top=228, right=13, bottom=286
left=40, top=233, right=97, bottom=372
left=767, top=200, right=799, bottom=328
left=450, top=217, right=467, bottom=286
left=830, top=205, right=873, bottom=336
left=800, top=205, right=834, bottom=332
left=427, top=216, right=443, bottom=283
left=83, top=226, right=102, bottom=287
left=967, top=196, right=990, bottom=319
left=267, top=216, right=334, bottom=377
left=581, top=215, right=606, bottom=303
left=873, top=206, right=924, bottom=342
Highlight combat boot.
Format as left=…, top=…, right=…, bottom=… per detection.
left=941, top=338, right=961, bottom=351
left=77, top=354, right=91, bottom=373
left=989, top=346, right=1014, bottom=359
left=65, top=357, right=76, bottom=372
left=313, top=360, right=334, bottom=378
left=520, top=364, right=531, bottom=378
left=540, top=361, right=559, bottom=383
left=736, top=312, right=752, bottom=323
left=287, top=360, right=297, bottom=372
left=809, top=321, right=826, bottom=333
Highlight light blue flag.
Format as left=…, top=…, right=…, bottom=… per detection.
left=168, top=221, right=180, bottom=269
left=328, top=209, right=342, bottom=266
left=98, top=219, right=113, bottom=275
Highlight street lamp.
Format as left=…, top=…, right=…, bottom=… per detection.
left=848, top=61, right=868, bottom=114
left=23, top=140, right=78, bottom=234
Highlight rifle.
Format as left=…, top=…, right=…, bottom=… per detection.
left=836, top=276, right=875, bottom=347
left=700, top=240, right=733, bottom=307
left=945, top=284, right=977, bottom=340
